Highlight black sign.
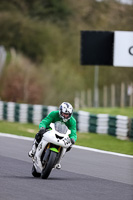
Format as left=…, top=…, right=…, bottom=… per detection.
left=81, top=31, right=114, bottom=65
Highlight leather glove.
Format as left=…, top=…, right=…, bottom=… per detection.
left=70, top=138, right=75, bottom=145
left=39, top=127, right=46, bottom=136
left=35, top=127, right=46, bottom=143
left=66, top=138, right=75, bottom=152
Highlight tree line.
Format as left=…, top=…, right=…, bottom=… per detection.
left=0, top=0, right=133, bottom=106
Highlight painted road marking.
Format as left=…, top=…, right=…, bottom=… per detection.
left=0, top=132, right=133, bottom=158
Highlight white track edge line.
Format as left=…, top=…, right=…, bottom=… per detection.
left=0, top=132, right=133, bottom=158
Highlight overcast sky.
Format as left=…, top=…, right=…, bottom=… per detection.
left=96, top=0, right=133, bottom=5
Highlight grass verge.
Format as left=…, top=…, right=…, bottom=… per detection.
left=76, top=132, right=133, bottom=155
left=0, top=120, right=133, bottom=155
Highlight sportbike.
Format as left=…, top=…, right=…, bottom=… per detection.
left=31, top=122, right=72, bottom=179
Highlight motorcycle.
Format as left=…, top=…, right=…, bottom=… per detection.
left=31, top=121, right=72, bottom=179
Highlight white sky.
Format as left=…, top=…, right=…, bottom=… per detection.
left=96, top=0, right=133, bottom=5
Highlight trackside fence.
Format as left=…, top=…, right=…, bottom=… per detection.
left=0, top=101, right=133, bottom=140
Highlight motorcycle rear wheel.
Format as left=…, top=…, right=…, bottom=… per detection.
left=41, top=151, right=57, bottom=179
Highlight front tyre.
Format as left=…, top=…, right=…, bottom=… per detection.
left=41, top=151, right=57, bottom=179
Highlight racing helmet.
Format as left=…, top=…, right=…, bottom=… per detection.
left=59, top=102, right=73, bottom=122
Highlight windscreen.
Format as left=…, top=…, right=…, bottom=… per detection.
left=54, top=122, right=68, bottom=134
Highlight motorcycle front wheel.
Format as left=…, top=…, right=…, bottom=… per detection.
left=41, top=151, right=57, bottom=179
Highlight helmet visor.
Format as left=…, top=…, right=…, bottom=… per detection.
left=62, top=112, right=71, bottom=119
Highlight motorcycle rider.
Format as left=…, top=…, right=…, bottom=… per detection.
left=28, top=102, right=77, bottom=169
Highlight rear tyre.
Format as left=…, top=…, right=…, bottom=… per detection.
left=32, top=165, right=41, bottom=177
left=41, top=151, right=57, bottom=179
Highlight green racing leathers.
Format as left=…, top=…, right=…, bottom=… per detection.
left=39, top=110, right=77, bottom=142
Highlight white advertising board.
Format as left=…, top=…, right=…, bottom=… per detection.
left=113, top=31, right=133, bottom=67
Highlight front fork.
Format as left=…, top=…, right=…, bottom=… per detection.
left=42, top=144, right=66, bottom=167
left=42, top=144, right=62, bottom=166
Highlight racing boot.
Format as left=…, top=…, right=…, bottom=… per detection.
left=28, top=139, right=38, bottom=158
left=55, top=163, right=61, bottom=169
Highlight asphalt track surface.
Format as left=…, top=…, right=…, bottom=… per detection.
left=0, top=135, right=133, bottom=200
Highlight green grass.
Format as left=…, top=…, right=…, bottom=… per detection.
left=0, top=120, right=38, bottom=138
left=0, top=120, right=133, bottom=155
left=81, top=107, right=133, bottom=118
left=76, top=132, right=133, bottom=155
